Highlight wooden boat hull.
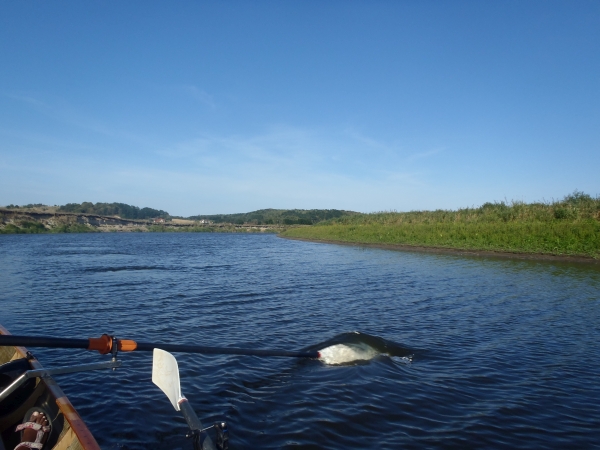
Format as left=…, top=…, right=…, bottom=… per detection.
left=0, top=325, right=100, bottom=450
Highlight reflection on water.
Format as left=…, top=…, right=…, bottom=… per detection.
left=0, top=233, right=599, bottom=449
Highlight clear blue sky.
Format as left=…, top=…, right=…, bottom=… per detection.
left=1, top=1, right=598, bottom=216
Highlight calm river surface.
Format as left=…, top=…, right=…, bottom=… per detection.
left=1, top=233, right=599, bottom=449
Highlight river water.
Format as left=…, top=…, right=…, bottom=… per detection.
left=1, top=233, right=599, bottom=449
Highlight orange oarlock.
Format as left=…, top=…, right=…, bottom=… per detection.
left=87, top=335, right=138, bottom=354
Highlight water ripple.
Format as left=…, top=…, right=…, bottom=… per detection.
left=1, top=233, right=599, bottom=449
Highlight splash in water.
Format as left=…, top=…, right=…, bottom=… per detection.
left=313, top=332, right=414, bottom=366
left=318, top=342, right=379, bottom=365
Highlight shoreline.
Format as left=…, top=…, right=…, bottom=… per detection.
left=0, top=208, right=284, bottom=234
left=280, top=235, right=600, bottom=265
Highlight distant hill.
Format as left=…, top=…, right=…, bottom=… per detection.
left=58, top=202, right=169, bottom=220
left=187, top=208, right=359, bottom=225
left=4, top=202, right=358, bottom=225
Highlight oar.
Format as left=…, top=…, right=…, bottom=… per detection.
left=152, top=348, right=216, bottom=450
left=0, top=334, right=320, bottom=359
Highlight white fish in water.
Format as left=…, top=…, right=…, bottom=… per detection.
left=318, top=343, right=379, bottom=365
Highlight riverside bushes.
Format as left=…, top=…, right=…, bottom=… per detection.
left=0, top=221, right=95, bottom=234
left=280, top=192, right=600, bottom=258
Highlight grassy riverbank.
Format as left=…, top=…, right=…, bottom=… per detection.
left=280, top=192, right=600, bottom=259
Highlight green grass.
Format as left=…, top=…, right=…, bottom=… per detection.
left=0, top=222, right=47, bottom=234
left=280, top=192, right=600, bottom=258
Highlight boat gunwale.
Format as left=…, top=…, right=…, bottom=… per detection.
left=0, top=324, right=101, bottom=450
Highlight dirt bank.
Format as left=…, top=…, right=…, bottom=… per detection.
left=0, top=208, right=285, bottom=233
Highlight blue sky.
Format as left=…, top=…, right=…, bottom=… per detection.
left=1, top=1, right=598, bottom=216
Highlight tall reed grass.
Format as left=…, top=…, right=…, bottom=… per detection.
left=281, top=192, right=600, bottom=258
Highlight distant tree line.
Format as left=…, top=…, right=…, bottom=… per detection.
left=5, top=203, right=48, bottom=209
left=188, top=208, right=358, bottom=225
left=58, top=202, right=169, bottom=220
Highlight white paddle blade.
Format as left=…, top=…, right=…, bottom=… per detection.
left=152, top=348, right=184, bottom=411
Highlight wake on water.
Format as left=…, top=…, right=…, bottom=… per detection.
left=313, top=332, right=413, bottom=366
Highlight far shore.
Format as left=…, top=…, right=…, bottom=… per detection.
left=3, top=194, right=599, bottom=263
left=280, top=235, right=600, bottom=265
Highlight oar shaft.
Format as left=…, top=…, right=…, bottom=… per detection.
left=135, top=341, right=318, bottom=358
left=0, top=335, right=90, bottom=350
left=0, top=335, right=319, bottom=359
